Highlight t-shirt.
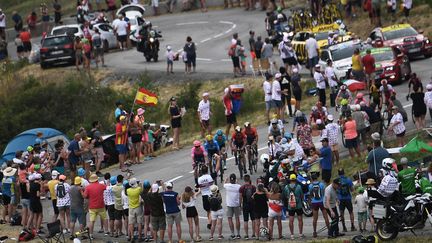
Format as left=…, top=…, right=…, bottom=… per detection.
left=112, top=184, right=124, bottom=211
left=271, top=80, right=282, bottom=101
left=197, top=100, right=211, bottom=121
left=92, top=33, right=102, bottom=48
left=320, top=146, right=332, bottom=170
left=68, top=140, right=80, bottom=164
left=325, top=67, right=338, bottom=87
left=390, top=112, right=405, bottom=135
left=283, top=183, right=303, bottom=210
left=308, top=181, right=325, bottom=203
left=146, top=193, right=165, bottom=217
left=162, top=191, right=180, bottom=214
left=114, top=20, right=128, bottom=36
left=29, top=182, right=41, bottom=202
left=103, top=185, right=115, bottom=206
left=0, top=13, right=6, bottom=28
left=324, top=185, right=338, bottom=209
left=314, top=71, right=326, bottom=89
left=55, top=182, right=71, bottom=207
left=355, top=194, right=367, bottom=213
left=115, top=122, right=127, bottom=145
left=20, top=182, right=30, bottom=199
left=397, top=168, right=416, bottom=195
left=127, top=187, right=143, bottom=209
left=239, top=184, right=256, bottom=207
left=305, top=37, right=318, bottom=58
left=223, top=183, right=241, bottom=207
left=263, top=80, right=272, bottom=102
left=420, top=178, right=432, bottom=194
left=367, top=147, right=390, bottom=175
left=198, top=174, right=214, bottom=196
left=19, top=31, right=31, bottom=42
left=261, top=43, right=273, bottom=59
left=362, top=54, right=375, bottom=74
left=70, top=185, right=84, bottom=213
left=84, top=182, right=106, bottom=209
left=344, top=120, right=358, bottom=139
left=1, top=176, right=16, bottom=197
left=337, top=176, right=353, bottom=200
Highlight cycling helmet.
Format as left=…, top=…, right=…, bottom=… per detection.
left=193, top=140, right=201, bottom=147
left=205, top=135, right=213, bottom=141
left=27, top=146, right=33, bottom=152
left=311, top=106, right=317, bottom=112
left=340, top=84, right=347, bottom=90
left=216, top=129, right=223, bottom=136
left=284, top=132, right=292, bottom=140
left=356, top=92, right=364, bottom=99
left=277, top=13, right=284, bottom=19
left=110, top=176, right=117, bottom=185
left=77, top=168, right=86, bottom=177
left=340, top=98, right=348, bottom=106
left=270, top=118, right=278, bottom=124
left=260, top=154, right=270, bottom=164
left=244, top=121, right=251, bottom=127
left=381, top=79, right=388, bottom=85
left=382, top=158, right=395, bottom=170
left=143, top=179, right=151, bottom=188
left=235, top=126, right=241, bottom=132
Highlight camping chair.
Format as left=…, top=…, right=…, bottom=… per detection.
left=250, top=58, right=262, bottom=77
left=38, top=220, right=65, bottom=243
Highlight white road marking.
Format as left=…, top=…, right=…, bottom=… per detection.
left=200, top=38, right=211, bottom=43
left=220, top=59, right=232, bottom=62
left=176, top=21, right=209, bottom=25
left=403, top=103, right=413, bottom=108
left=167, top=175, right=183, bottom=183
left=213, top=33, right=223, bottom=38
left=196, top=57, right=212, bottom=61
left=219, top=21, right=234, bottom=25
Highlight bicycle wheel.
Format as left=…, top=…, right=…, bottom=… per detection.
left=340, top=125, right=347, bottom=148
left=238, top=154, right=244, bottom=179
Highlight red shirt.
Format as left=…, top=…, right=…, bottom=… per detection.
left=242, top=127, right=257, bottom=139
left=115, top=122, right=127, bottom=145
left=232, top=132, right=246, bottom=143
left=362, top=54, right=375, bottom=74
left=223, top=94, right=233, bottom=115
left=84, top=182, right=106, bottom=209
left=20, top=31, right=31, bottom=42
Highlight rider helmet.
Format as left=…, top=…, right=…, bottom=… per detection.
left=427, top=84, right=432, bottom=90
left=381, top=79, right=388, bottom=85
left=382, top=158, right=396, bottom=170
left=216, top=129, right=223, bottom=136
left=193, top=140, right=201, bottom=147
left=205, top=135, right=213, bottom=141
left=270, top=118, right=278, bottom=124
left=356, top=93, right=364, bottom=99
left=244, top=122, right=251, bottom=127
left=311, top=106, right=317, bottom=112
left=110, top=176, right=117, bottom=185
left=277, top=14, right=284, bottom=19
left=235, top=126, right=241, bottom=132
left=260, top=154, right=270, bottom=164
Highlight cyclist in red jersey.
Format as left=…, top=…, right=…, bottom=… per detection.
left=379, top=79, right=395, bottom=110
left=243, top=122, right=259, bottom=164
left=231, top=126, right=247, bottom=165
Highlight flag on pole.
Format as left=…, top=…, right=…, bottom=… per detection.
left=135, top=88, right=158, bottom=106
left=400, top=135, right=432, bottom=153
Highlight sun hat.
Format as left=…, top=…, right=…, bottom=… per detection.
left=74, top=176, right=82, bottom=185
left=129, top=178, right=138, bottom=188
left=202, top=92, right=209, bottom=97
left=151, top=183, right=159, bottom=193
left=119, top=115, right=126, bottom=121
left=366, top=178, right=376, bottom=185
left=51, top=170, right=60, bottom=179
left=3, top=167, right=17, bottom=177
left=210, top=185, right=219, bottom=194
left=89, top=174, right=99, bottom=183
left=137, top=108, right=145, bottom=116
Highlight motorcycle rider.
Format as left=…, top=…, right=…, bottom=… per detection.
left=191, top=140, right=207, bottom=187
left=377, top=158, right=399, bottom=198
left=397, top=157, right=419, bottom=196
left=283, top=132, right=305, bottom=167
left=336, top=84, right=353, bottom=105
left=337, top=169, right=356, bottom=232
left=268, top=118, right=284, bottom=141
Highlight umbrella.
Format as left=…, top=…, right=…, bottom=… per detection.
left=343, top=79, right=366, bottom=92
left=400, top=136, right=432, bottom=153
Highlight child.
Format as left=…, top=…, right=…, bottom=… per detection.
left=181, top=186, right=202, bottom=242
left=166, top=45, right=175, bottom=74
left=181, top=50, right=188, bottom=73
left=355, top=186, right=368, bottom=233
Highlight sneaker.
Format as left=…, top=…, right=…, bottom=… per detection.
left=299, top=234, right=305, bottom=239
left=230, top=235, right=236, bottom=240
left=244, top=235, right=249, bottom=240
left=290, top=235, right=295, bottom=240
left=313, top=232, right=317, bottom=238
left=218, top=235, right=224, bottom=240
left=223, top=166, right=227, bottom=170
left=209, top=237, right=214, bottom=241
left=195, top=236, right=202, bottom=242
left=351, top=226, right=357, bottom=231
left=251, top=235, right=256, bottom=240
left=342, top=227, right=347, bottom=232
left=236, top=235, right=241, bottom=239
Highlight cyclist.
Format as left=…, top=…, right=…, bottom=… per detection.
left=191, top=140, right=207, bottom=187
left=214, top=129, right=228, bottom=170
left=354, top=93, right=366, bottom=105
left=309, top=102, right=327, bottom=125
left=231, top=126, right=247, bottom=173
left=268, top=118, right=284, bottom=140
left=204, top=135, right=221, bottom=181
left=336, top=84, right=352, bottom=106
left=243, top=122, right=259, bottom=171
left=379, top=79, right=395, bottom=110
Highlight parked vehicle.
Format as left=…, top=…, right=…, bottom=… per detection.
left=40, top=34, right=75, bottom=69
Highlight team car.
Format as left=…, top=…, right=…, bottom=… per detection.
left=361, top=47, right=411, bottom=84
left=369, top=24, right=432, bottom=58
left=292, top=23, right=352, bottom=63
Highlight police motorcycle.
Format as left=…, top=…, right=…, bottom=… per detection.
left=135, top=18, right=162, bottom=62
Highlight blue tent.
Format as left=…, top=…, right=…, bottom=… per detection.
left=1, top=128, right=70, bottom=163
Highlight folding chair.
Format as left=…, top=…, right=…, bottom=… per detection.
left=39, top=220, right=65, bottom=243
left=250, top=58, right=262, bottom=77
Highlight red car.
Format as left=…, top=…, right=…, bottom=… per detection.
left=361, top=47, right=411, bottom=84
left=369, top=24, right=432, bottom=58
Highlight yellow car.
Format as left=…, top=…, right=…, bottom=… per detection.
left=291, top=23, right=352, bottom=63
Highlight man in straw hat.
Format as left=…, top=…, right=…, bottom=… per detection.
left=84, top=174, right=108, bottom=239
left=1, top=166, right=17, bottom=224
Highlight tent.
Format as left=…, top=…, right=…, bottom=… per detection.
left=1, top=128, right=70, bottom=164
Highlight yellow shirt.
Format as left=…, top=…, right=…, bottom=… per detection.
left=48, top=179, right=59, bottom=200
left=351, top=54, right=362, bottom=71
left=127, top=187, right=143, bottom=209
left=341, top=0, right=348, bottom=5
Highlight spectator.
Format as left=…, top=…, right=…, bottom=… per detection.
left=229, top=39, right=242, bottom=77
left=0, top=9, right=5, bottom=40
left=106, top=0, right=117, bottom=20
left=105, top=176, right=117, bottom=236
left=254, top=36, right=263, bottom=62
left=81, top=37, right=91, bottom=71
left=322, top=115, right=340, bottom=165
left=115, top=116, right=128, bottom=171
left=47, top=170, right=60, bottom=222
left=403, top=0, right=412, bottom=22
left=351, top=104, right=369, bottom=150
left=239, top=174, right=256, bottom=239
left=162, top=182, right=182, bottom=243
left=325, top=60, right=339, bottom=107
left=69, top=176, right=86, bottom=239
left=198, top=165, right=214, bottom=230
left=266, top=182, right=283, bottom=240
left=261, top=38, right=275, bottom=73
left=308, top=172, right=329, bottom=237
left=152, top=0, right=160, bottom=16
left=114, top=14, right=129, bottom=50
left=342, top=114, right=361, bottom=159
left=198, top=92, right=212, bottom=138
left=263, top=73, right=274, bottom=125
left=209, top=185, right=224, bottom=240
left=425, top=84, right=432, bottom=127
left=184, top=36, right=197, bottom=73
left=18, top=164, right=30, bottom=226
left=279, top=67, right=292, bottom=119
left=388, top=106, right=406, bottom=146
left=351, top=48, right=364, bottom=81
left=28, top=173, right=43, bottom=233
left=127, top=178, right=143, bottom=241
left=166, top=45, right=175, bottom=74
left=84, top=174, right=108, bottom=239
left=92, top=29, right=106, bottom=68
left=296, top=117, right=313, bottom=156
left=40, top=3, right=50, bottom=34
left=1, top=167, right=17, bottom=224
left=68, top=134, right=85, bottom=182
left=199, top=0, right=208, bottom=12
left=55, top=174, right=71, bottom=232
left=19, top=28, right=32, bottom=58
left=253, top=183, right=268, bottom=239
left=367, top=133, right=390, bottom=177
left=11, top=11, right=23, bottom=33
left=283, top=174, right=304, bottom=240
left=248, top=30, right=256, bottom=57
left=141, top=180, right=152, bottom=241
left=355, top=186, right=368, bottom=233
left=291, top=68, right=302, bottom=111
left=314, top=65, right=326, bottom=107
left=146, top=183, right=166, bottom=243
left=410, top=85, right=427, bottom=129
left=305, top=34, right=319, bottom=77
left=223, top=87, right=238, bottom=137
left=337, top=169, right=356, bottom=232
left=272, top=73, right=283, bottom=120
left=362, top=49, right=375, bottom=87
left=224, top=174, right=241, bottom=239
left=371, top=0, right=382, bottom=26
left=26, top=11, right=37, bottom=31
left=316, top=138, right=332, bottom=184
left=324, top=178, right=344, bottom=239
left=112, top=175, right=124, bottom=237
left=181, top=186, right=202, bottom=242
left=169, top=97, right=182, bottom=150
left=53, top=0, right=62, bottom=25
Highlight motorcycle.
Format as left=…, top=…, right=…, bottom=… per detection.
left=373, top=193, right=432, bottom=241
left=269, top=23, right=294, bottom=47
left=151, top=124, right=173, bottom=151
left=136, top=28, right=162, bottom=62
left=296, top=162, right=313, bottom=217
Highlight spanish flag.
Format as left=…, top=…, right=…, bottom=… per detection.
left=135, top=88, right=158, bottom=106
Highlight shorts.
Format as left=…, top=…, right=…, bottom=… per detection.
left=54, top=12, right=61, bottom=23
left=232, top=56, right=240, bottom=68
left=285, top=56, right=298, bottom=66
left=312, top=202, right=324, bottom=211
left=114, top=209, right=123, bottom=220
left=171, top=118, right=182, bottom=128
left=17, top=45, right=24, bottom=53
left=186, top=206, right=198, bottom=218
left=211, top=209, right=224, bottom=219
left=308, top=56, right=319, bottom=69
left=128, top=207, right=143, bottom=224
left=94, top=47, right=104, bottom=57
left=226, top=113, right=237, bottom=124
left=345, top=137, right=358, bottom=149
left=117, top=35, right=127, bottom=42
left=273, top=100, right=283, bottom=108
left=123, top=209, right=129, bottom=218
left=151, top=215, right=166, bottom=231
left=116, top=144, right=128, bottom=154
left=108, top=5, right=117, bottom=11
left=288, top=209, right=303, bottom=216
left=57, top=205, right=70, bottom=212
left=243, top=205, right=255, bottom=221
left=42, top=15, right=50, bottom=22
left=268, top=208, right=282, bottom=218
left=202, top=195, right=210, bottom=211
left=396, top=130, right=406, bottom=137
left=131, top=134, right=142, bottom=143
left=107, top=205, right=116, bottom=220
left=52, top=199, right=59, bottom=215
left=23, top=41, right=32, bottom=52
left=89, top=208, right=107, bottom=222
left=339, top=199, right=353, bottom=213
left=226, top=206, right=241, bottom=217
left=30, top=200, right=43, bottom=213
left=21, top=198, right=30, bottom=208
left=166, top=212, right=182, bottom=225
left=322, top=169, right=332, bottom=183
left=293, top=88, right=302, bottom=101
left=167, top=59, right=173, bottom=65
left=71, top=210, right=86, bottom=225
left=281, top=94, right=291, bottom=105
left=330, top=144, right=339, bottom=152
left=373, top=4, right=381, bottom=17
left=2, top=195, right=11, bottom=205
left=85, top=51, right=91, bottom=60
left=94, top=147, right=104, bottom=161
left=186, top=54, right=196, bottom=66
left=352, top=70, right=365, bottom=81
left=358, top=211, right=368, bottom=222
left=265, top=100, right=275, bottom=110
left=201, top=119, right=210, bottom=128
left=144, top=206, right=151, bottom=216
left=254, top=209, right=268, bottom=219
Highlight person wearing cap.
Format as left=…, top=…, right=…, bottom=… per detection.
left=197, top=165, right=214, bottom=230
left=272, top=73, right=283, bottom=120
left=116, top=115, right=128, bottom=172
left=223, top=174, right=241, bottom=239
left=170, top=96, right=182, bottom=150
left=89, top=121, right=104, bottom=176
left=336, top=169, right=356, bottom=232
left=397, top=157, right=418, bottom=196
left=281, top=174, right=304, bottom=239
left=308, top=171, right=329, bottom=238
left=70, top=176, right=85, bottom=238
left=354, top=186, right=368, bottom=233
left=313, top=64, right=327, bottom=107
left=27, top=173, right=44, bottom=233
left=55, top=174, right=71, bottom=233
left=322, top=114, right=340, bottom=165
left=243, top=122, right=259, bottom=165
left=126, top=177, right=144, bottom=241
left=239, top=174, right=256, bottom=239
left=388, top=105, right=406, bottom=146
left=143, top=182, right=166, bottom=243
left=104, top=176, right=117, bottom=236
left=204, top=135, right=221, bottom=178
left=113, top=13, right=129, bottom=50
left=366, top=133, right=390, bottom=176
left=115, top=100, right=126, bottom=121
left=166, top=45, right=175, bottom=74
left=68, top=133, right=87, bottom=180
left=324, top=178, right=344, bottom=239
left=315, top=137, right=332, bottom=184
left=1, top=167, right=17, bottom=224
left=112, top=175, right=125, bottom=237
left=47, top=170, right=60, bottom=222
left=161, top=182, right=183, bottom=243
left=425, top=84, right=432, bottom=126
left=84, top=174, right=108, bottom=239
left=197, top=92, right=212, bottom=138
left=208, top=184, right=224, bottom=240
left=268, top=118, right=284, bottom=141
left=325, top=59, right=339, bottom=107
left=409, top=84, right=427, bottom=130
left=305, top=33, right=319, bottom=77
left=351, top=104, right=369, bottom=151
left=263, top=72, right=275, bottom=124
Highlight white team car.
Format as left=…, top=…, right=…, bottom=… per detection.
left=116, top=4, right=146, bottom=33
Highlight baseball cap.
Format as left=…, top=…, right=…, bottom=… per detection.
left=371, top=132, right=381, bottom=141
left=427, top=84, right=432, bottom=90
left=129, top=178, right=138, bottom=188
left=165, top=182, right=173, bottom=188
left=210, top=185, right=219, bottom=194
left=119, top=115, right=126, bottom=121
left=275, top=73, right=282, bottom=79
left=400, top=157, right=408, bottom=165
left=78, top=168, right=86, bottom=177
left=289, top=174, right=297, bottom=181
left=110, top=176, right=118, bottom=185
left=338, top=168, right=345, bottom=175
left=59, top=175, right=66, bottom=181
left=315, top=64, right=321, bottom=69
left=143, top=179, right=151, bottom=188
left=327, top=114, right=334, bottom=121
left=51, top=170, right=60, bottom=179
left=151, top=183, right=159, bottom=193
left=202, top=92, right=209, bottom=97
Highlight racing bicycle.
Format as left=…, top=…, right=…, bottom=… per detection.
left=210, top=154, right=223, bottom=184
left=246, top=144, right=258, bottom=175
left=234, top=146, right=247, bottom=179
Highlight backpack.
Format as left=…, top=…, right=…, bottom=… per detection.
left=243, top=185, right=254, bottom=205
left=288, top=186, right=297, bottom=208
left=18, top=229, right=36, bottom=242
left=209, top=195, right=221, bottom=211
left=10, top=212, right=22, bottom=226
left=56, top=182, right=66, bottom=199
left=227, top=44, right=236, bottom=57
left=339, top=178, right=350, bottom=197
left=311, top=182, right=322, bottom=201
